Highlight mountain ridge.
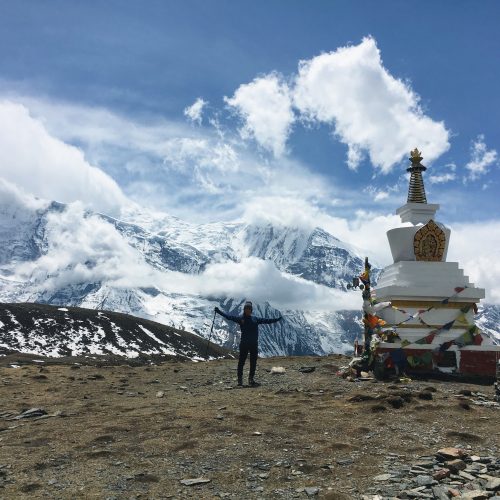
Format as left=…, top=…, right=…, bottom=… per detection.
left=0, top=302, right=230, bottom=360
left=0, top=182, right=497, bottom=358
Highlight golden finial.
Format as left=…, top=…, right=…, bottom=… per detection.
left=410, top=148, right=423, bottom=161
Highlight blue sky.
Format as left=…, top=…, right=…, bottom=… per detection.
left=0, top=1, right=499, bottom=270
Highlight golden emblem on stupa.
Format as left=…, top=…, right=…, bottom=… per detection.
left=413, top=219, right=446, bottom=261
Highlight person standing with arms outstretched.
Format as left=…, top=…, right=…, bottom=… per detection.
left=215, top=301, right=282, bottom=387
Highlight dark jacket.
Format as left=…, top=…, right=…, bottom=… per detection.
left=217, top=310, right=281, bottom=344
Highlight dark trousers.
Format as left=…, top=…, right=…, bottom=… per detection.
left=238, top=341, right=258, bottom=380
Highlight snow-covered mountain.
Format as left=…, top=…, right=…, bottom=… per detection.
left=0, top=182, right=369, bottom=356
left=1, top=181, right=497, bottom=357
left=476, top=303, right=500, bottom=345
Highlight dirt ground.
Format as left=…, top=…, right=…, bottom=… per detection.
left=0, top=353, right=498, bottom=499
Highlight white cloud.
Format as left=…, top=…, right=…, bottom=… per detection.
left=242, top=195, right=401, bottom=266
left=7, top=186, right=358, bottom=311
left=163, top=137, right=239, bottom=175
left=374, top=191, right=389, bottom=202
left=0, top=178, right=48, bottom=212
left=429, top=163, right=456, bottom=184
left=465, top=135, right=498, bottom=180
left=16, top=96, right=189, bottom=159
left=293, top=37, right=450, bottom=172
left=197, top=257, right=359, bottom=311
left=5, top=180, right=500, bottom=309
left=184, top=98, right=207, bottom=125
left=0, top=100, right=127, bottom=215
left=225, top=73, right=295, bottom=158
left=447, top=220, right=500, bottom=304
left=347, top=144, right=364, bottom=171
left=16, top=201, right=155, bottom=291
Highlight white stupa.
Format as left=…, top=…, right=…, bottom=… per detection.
left=374, top=149, right=498, bottom=376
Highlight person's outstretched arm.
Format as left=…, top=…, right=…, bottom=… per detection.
left=214, top=307, right=241, bottom=323
left=256, top=315, right=283, bottom=325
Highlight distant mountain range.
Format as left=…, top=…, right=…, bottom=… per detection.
left=0, top=182, right=497, bottom=358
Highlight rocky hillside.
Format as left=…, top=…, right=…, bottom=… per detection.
left=0, top=302, right=230, bottom=360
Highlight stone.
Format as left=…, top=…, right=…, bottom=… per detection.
left=404, top=487, right=433, bottom=498
left=373, top=473, right=393, bottom=481
left=387, top=396, right=405, bottom=408
left=336, top=458, right=354, bottom=466
left=414, top=461, right=434, bottom=469
left=155, top=391, right=164, bottom=398
left=448, top=488, right=461, bottom=497
left=460, top=491, right=489, bottom=500
left=458, top=470, right=476, bottom=481
left=304, top=486, right=319, bottom=496
left=433, top=469, right=450, bottom=481
left=466, top=463, right=484, bottom=472
left=486, top=477, right=500, bottom=491
left=445, top=459, right=467, bottom=472
left=436, top=448, right=467, bottom=460
left=299, top=367, right=315, bottom=373
left=411, top=466, right=431, bottom=474
left=415, top=475, right=434, bottom=486
left=431, top=485, right=450, bottom=500
left=180, top=478, right=211, bottom=486
left=417, top=391, right=433, bottom=400
left=12, top=408, right=47, bottom=420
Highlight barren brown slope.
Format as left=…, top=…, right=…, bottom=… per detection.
left=0, top=354, right=498, bottom=499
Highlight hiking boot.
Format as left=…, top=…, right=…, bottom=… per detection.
left=237, top=377, right=243, bottom=386
left=248, top=378, right=260, bottom=387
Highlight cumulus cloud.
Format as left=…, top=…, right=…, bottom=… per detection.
left=293, top=37, right=450, bottom=172
left=0, top=100, right=127, bottom=215
left=225, top=73, right=295, bottom=157
left=465, top=135, right=498, bottom=180
left=223, top=37, right=449, bottom=172
left=184, top=97, right=207, bottom=125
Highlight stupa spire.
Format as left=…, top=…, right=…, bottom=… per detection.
left=407, top=148, right=427, bottom=203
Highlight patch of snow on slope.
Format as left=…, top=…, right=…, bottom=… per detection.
left=138, top=325, right=167, bottom=346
